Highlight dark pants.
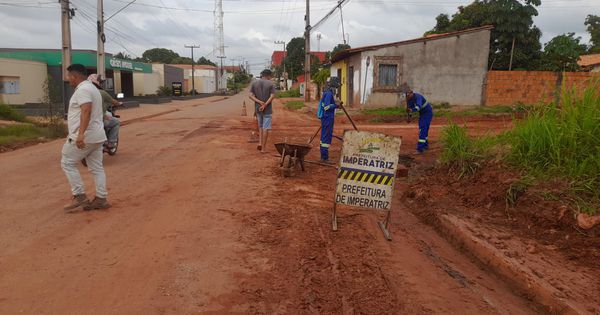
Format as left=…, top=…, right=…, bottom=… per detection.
left=417, top=105, right=433, bottom=152
left=320, top=115, right=334, bottom=161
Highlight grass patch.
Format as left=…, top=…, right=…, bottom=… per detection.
left=0, top=124, right=43, bottom=145
left=361, top=104, right=525, bottom=119
left=507, top=84, right=600, bottom=213
left=440, top=84, right=600, bottom=214
left=0, top=117, right=67, bottom=147
left=276, top=88, right=301, bottom=98
left=439, top=123, right=496, bottom=178
left=362, top=107, right=403, bottom=116
left=0, top=104, right=28, bottom=122
left=284, top=101, right=305, bottom=110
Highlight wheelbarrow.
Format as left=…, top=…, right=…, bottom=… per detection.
left=274, top=141, right=312, bottom=177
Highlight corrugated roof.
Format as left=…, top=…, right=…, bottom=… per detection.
left=578, top=54, right=600, bottom=67
left=331, top=25, right=494, bottom=63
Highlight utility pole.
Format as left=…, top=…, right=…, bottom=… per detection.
left=97, top=0, right=106, bottom=82
left=185, top=45, right=200, bottom=95
left=339, top=0, right=346, bottom=45
left=304, top=0, right=311, bottom=102
left=274, top=40, right=287, bottom=90
left=509, top=37, right=516, bottom=71
left=230, top=58, right=236, bottom=92
left=60, top=0, right=72, bottom=114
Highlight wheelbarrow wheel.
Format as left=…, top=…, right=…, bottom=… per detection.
left=281, top=155, right=293, bottom=177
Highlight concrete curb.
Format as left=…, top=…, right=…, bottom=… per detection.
left=436, top=214, right=586, bottom=315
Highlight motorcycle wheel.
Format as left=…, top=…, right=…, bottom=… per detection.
left=108, top=140, right=118, bottom=156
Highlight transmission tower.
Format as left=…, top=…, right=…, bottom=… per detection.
left=214, top=0, right=225, bottom=90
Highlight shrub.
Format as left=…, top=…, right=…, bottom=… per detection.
left=156, top=86, right=173, bottom=96
left=276, top=88, right=301, bottom=98
left=0, top=104, right=27, bottom=122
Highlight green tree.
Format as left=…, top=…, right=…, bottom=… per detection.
left=141, top=48, right=180, bottom=63
left=585, top=15, right=600, bottom=53
left=171, top=56, right=194, bottom=64
left=313, top=68, right=331, bottom=98
left=541, top=33, right=587, bottom=71
left=425, top=14, right=451, bottom=35
left=427, top=0, right=542, bottom=70
left=114, top=52, right=132, bottom=60
left=197, top=56, right=217, bottom=66
left=310, top=55, right=322, bottom=75
left=285, top=37, right=305, bottom=81
left=330, top=43, right=351, bottom=59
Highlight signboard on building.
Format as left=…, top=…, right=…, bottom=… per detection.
left=172, top=82, right=183, bottom=96
left=333, top=130, right=401, bottom=239
left=106, top=57, right=152, bottom=73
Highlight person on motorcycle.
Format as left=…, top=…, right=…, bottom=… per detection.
left=87, top=74, right=122, bottom=150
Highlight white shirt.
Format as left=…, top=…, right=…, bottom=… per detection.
left=67, top=80, right=107, bottom=144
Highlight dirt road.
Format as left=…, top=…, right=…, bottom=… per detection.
left=0, top=91, right=540, bottom=314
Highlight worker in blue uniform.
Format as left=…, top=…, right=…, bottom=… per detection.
left=404, top=85, right=434, bottom=153
left=317, top=81, right=338, bottom=163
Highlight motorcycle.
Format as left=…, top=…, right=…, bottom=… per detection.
left=81, top=94, right=123, bottom=167
left=103, top=93, right=125, bottom=156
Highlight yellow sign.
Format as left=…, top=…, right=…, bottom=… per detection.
left=335, top=130, right=401, bottom=211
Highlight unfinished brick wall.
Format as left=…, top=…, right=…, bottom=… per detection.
left=485, top=71, right=599, bottom=106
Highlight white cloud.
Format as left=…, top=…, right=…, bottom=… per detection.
left=0, top=0, right=596, bottom=75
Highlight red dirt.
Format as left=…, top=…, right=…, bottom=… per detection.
left=404, top=151, right=600, bottom=314
left=0, top=91, right=590, bottom=314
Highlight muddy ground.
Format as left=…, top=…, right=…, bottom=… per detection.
left=0, top=91, right=597, bottom=314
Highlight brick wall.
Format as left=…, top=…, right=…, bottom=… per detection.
left=485, top=71, right=599, bottom=106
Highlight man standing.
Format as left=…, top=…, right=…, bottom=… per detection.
left=402, top=84, right=434, bottom=154
left=61, top=64, right=111, bottom=212
left=249, top=69, right=276, bottom=153
left=317, top=80, right=338, bottom=163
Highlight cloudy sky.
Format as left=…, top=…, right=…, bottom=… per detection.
left=1, top=0, right=597, bottom=75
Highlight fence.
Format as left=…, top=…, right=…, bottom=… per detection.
left=485, top=71, right=600, bottom=106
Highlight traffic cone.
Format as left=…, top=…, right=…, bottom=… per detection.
left=241, top=101, right=247, bottom=116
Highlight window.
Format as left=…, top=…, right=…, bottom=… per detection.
left=378, top=64, right=397, bottom=87
left=0, top=77, right=20, bottom=94
left=373, top=56, right=402, bottom=92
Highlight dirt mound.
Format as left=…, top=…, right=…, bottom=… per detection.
left=406, top=162, right=600, bottom=269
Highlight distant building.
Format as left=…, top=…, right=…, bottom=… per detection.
left=578, top=54, right=600, bottom=72
left=169, top=64, right=218, bottom=93
left=0, top=48, right=156, bottom=104
left=329, top=26, right=493, bottom=107
left=151, top=64, right=185, bottom=92
left=271, top=51, right=327, bottom=67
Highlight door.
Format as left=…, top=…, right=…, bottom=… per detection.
left=348, top=66, right=354, bottom=106
left=120, top=71, right=134, bottom=97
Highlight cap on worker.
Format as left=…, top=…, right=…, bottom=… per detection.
left=400, top=82, right=412, bottom=94
left=260, top=69, right=273, bottom=77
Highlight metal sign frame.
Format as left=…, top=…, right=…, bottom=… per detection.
left=332, top=130, right=401, bottom=240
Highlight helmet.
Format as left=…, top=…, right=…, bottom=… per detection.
left=327, top=76, right=341, bottom=89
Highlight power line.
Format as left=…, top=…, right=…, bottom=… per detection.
left=312, top=0, right=351, bottom=31
left=111, top=0, right=333, bottom=14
